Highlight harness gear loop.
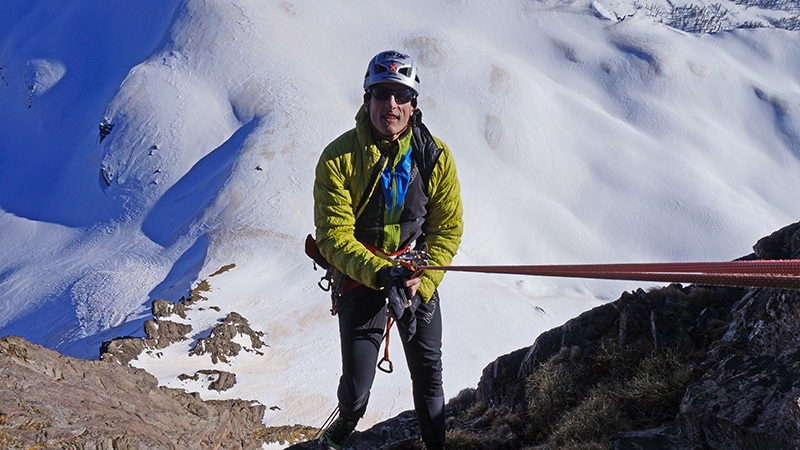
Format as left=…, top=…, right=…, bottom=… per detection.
left=328, top=270, right=347, bottom=316
left=378, top=317, right=394, bottom=374
left=394, top=243, right=431, bottom=278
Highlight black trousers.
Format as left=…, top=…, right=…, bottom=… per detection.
left=336, top=285, right=445, bottom=450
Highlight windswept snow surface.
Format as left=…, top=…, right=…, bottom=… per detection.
left=2, top=0, right=800, bottom=436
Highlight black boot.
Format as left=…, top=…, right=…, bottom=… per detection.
left=319, top=414, right=358, bottom=450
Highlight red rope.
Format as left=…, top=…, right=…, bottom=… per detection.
left=420, top=260, right=800, bottom=289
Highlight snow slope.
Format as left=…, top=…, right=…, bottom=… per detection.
left=2, top=0, right=800, bottom=433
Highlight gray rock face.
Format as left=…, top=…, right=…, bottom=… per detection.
left=680, top=352, right=800, bottom=449
left=0, top=335, right=266, bottom=449
left=471, top=221, right=800, bottom=449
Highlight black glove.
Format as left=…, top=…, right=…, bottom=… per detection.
left=377, top=265, right=411, bottom=316
left=396, top=293, right=421, bottom=342
left=377, top=265, right=419, bottom=341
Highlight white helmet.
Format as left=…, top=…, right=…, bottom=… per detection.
left=363, top=50, right=420, bottom=94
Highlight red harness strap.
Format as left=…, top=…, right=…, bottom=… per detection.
left=337, top=242, right=413, bottom=296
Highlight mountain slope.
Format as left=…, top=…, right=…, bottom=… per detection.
left=1, top=0, right=800, bottom=429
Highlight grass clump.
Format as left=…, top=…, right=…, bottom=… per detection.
left=522, top=337, right=702, bottom=448
left=255, top=424, right=319, bottom=446
left=444, top=333, right=702, bottom=449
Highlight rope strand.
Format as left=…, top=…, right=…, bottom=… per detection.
left=421, top=260, right=800, bottom=289
left=313, top=405, right=340, bottom=441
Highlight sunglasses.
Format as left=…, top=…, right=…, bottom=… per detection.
left=369, top=86, right=417, bottom=104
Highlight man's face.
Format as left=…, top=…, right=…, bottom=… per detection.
left=367, top=83, right=415, bottom=141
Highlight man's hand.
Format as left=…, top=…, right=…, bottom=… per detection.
left=405, top=276, right=421, bottom=298
left=377, top=264, right=421, bottom=341
left=377, top=264, right=412, bottom=318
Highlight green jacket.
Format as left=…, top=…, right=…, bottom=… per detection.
left=314, top=107, right=463, bottom=301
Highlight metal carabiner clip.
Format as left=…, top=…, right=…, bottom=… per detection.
left=318, top=274, right=332, bottom=291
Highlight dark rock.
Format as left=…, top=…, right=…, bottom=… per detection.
left=190, top=312, right=265, bottom=364
left=100, top=317, right=193, bottom=364
left=99, top=335, right=146, bottom=365
left=752, top=221, right=800, bottom=259
left=679, top=352, right=800, bottom=449
left=179, top=369, right=237, bottom=391
left=610, top=425, right=692, bottom=450
left=98, top=117, right=113, bottom=142
left=438, top=222, right=800, bottom=449
left=474, top=346, right=528, bottom=410
left=722, top=288, right=800, bottom=358
left=144, top=319, right=193, bottom=348
left=152, top=298, right=187, bottom=319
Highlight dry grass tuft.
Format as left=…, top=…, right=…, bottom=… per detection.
left=254, top=424, right=319, bottom=446
left=411, top=326, right=701, bottom=448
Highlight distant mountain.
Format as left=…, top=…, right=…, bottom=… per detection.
left=596, top=0, right=800, bottom=32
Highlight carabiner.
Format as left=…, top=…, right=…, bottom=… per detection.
left=378, top=356, right=394, bottom=374
left=318, top=275, right=332, bottom=292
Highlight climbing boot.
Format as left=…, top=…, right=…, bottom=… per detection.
left=318, top=415, right=358, bottom=450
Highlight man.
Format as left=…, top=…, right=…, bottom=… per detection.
left=314, top=50, right=463, bottom=450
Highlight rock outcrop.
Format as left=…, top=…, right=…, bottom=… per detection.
left=467, top=221, right=800, bottom=449
left=190, top=312, right=266, bottom=364
left=0, top=335, right=267, bottom=449
left=179, top=369, right=238, bottom=392
left=100, top=298, right=193, bottom=365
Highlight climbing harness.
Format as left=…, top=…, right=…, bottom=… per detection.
left=307, top=236, right=432, bottom=373
left=420, top=259, right=800, bottom=290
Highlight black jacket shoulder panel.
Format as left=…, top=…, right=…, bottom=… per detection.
left=410, top=110, right=443, bottom=193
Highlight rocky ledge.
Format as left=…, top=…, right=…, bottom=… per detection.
left=0, top=335, right=267, bottom=449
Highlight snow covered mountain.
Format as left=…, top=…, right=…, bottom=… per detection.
left=2, top=0, right=799, bottom=431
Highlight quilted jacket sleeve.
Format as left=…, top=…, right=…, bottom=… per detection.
left=313, top=131, right=390, bottom=289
